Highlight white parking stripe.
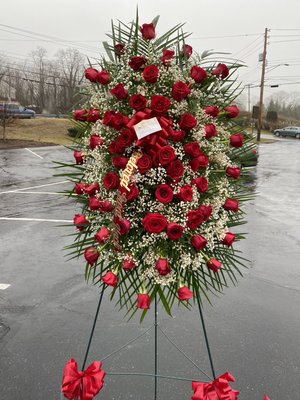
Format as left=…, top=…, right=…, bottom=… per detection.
left=0, top=217, right=71, bottom=223
left=0, top=180, right=68, bottom=194
left=25, top=148, right=44, bottom=159
left=0, top=284, right=11, bottom=290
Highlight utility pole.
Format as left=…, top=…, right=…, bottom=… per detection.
left=257, top=28, right=268, bottom=141
left=246, top=84, right=251, bottom=113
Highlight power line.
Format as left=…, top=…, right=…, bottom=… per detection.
left=1, top=73, right=81, bottom=87
left=190, top=33, right=262, bottom=40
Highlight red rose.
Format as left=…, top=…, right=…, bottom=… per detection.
left=116, top=128, right=135, bottom=149
left=205, top=124, right=217, bottom=139
left=158, top=145, right=176, bottom=165
left=84, top=247, right=99, bottom=265
left=108, top=140, right=123, bottom=155
left=155, top=258, right=171, bottom=276
left=177, top=286, right=193, bottom=301
left=211, top=63, right=229, bottom=79
left=140, top=23, right=155, bottom=40
left=84, top=68, right=99, bottom=82
left=226, top=166, right=241, bottom=179
left=122, top=258, right=136, bottom=271
left=184, top=142, right=201, bottom=158
left=97, top=70, right=110, bottom=85
left=199, top=205, right=212, bottom=221
left=222, top=232, right=235, bottom=246
left=161, top=49, right=174, bottom=65
left=150, top=95, right=170, bottom=114
left=73, top=151, right=83, bottom=165
left=181, top=44, right=193, bottom=59
left=167, top=222, right=184, bottom=240
left=137, top=153, right=152, bottom=174
left=112, top=156, right=128, bottom=169
left=189, top=154, right=209, bottom=172
left=178, top=113, right=197, bottom=131
left=90, top=134, right=103, bottom=150
left=155, top=184, right=174, bottom=204
left=89, top=196, right=102, bottom=211
left=129, top=94, right=147, bottom=111
left=171, top=81, right=191, bottom=101
left=142, top=213, right=168, bottom=233
left=223, top=198, right=239, bottom=213
left=119, top=218, right=131, bottom=235
left=103, top=172, right=119, bottom=190
left=129, top=56, right=147, bottom=71
left=74, top=182, right=85, bottom=195
left=114, top=43, right=125, bottom=56
left=192, top=176, right=208, bottom=193
left=207, top=258, right=222, bottom=272
left=99, top=200, right=113, bottom=212
left=177, top=185, right=193, bottom=202
left=102, top=110, right=115, bottom=126
left=73, top=109, right=87, bottom=121
left=110, top=83, right=128, bottom=100
left=186, top=209, right=204, bottom=230
left=94, top=227, right=110, bottom=244
left=224, top=105, right=239, bottom=118
left=137, top=293, right=150, bottom=309
left=73, top=214, right=88, bottom=231
left=191, top=234, right=207, bottom=252
left=112, top=113, right=129, bottom=131
left=102, top=271, right=118, bottom=287
left=126, top=183, right=139, bottom=202
left=204, top=106, right=220, bottom=118
left=83, top=182, right=100, bottom=196
left=230, top=134, right=243, bottom=148
left=143, top=65, right=159, bottom=83
left=87, top=108, right=100, bottom=123
left=169, top=130, right=185, bottom=142
left=190, top=65, right=207, bottom=83
left=166, top=160, right=184, bottom=181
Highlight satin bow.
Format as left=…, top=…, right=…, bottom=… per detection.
left=62, top=358, right=105, bottom=400
left=192, top=372, right=239, bottom=400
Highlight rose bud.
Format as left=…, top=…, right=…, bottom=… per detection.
left=94, top=227, right=110, bottom=244
left=161, top=49, right=174, bottom=65
left=122, top=258, right=136, bottom=271
left=84, top=247, right=99, bottom=265
left=184, top=142, right=201, bottom=158
left=167, top=222, right=184, bottom=240
left=190, top=65, right=207, bottom=83
left=112, top=156, right=128, bottom=169
left=155, top=258, right=171, bottom=276
left=73, top=109, right=87, bottom=121
left=224, top=105, right=239, bottom=118
left=89, top=196, right=102, bottom=211
left=73, top=150, right=84, bottom=165
left=177, top=285, right=193, bottom=301
left=204, top=106, right=219, bottom=118
left=169, top=130, right=185, bottom=142
left=222, top=232, right=235, bottom=247
left=73, top=214, right=88, bottom=231
left=211, top=63, right=229, bottom=79
left=118, top=218, right=131, bottom=235
left=223, top=198, right=239, bottom=213
left=103, top=172, right=119, bottom=190
left=74, top=182, right=85, bottom=195
left=171, top=81, right=191, bottom=102
left=191, top=234, right=207, bottom=252
left=181, top=44, right=193, bottom=59
left=189, top=154, right=209, bottom=172
left=128, top=56, right=147, bottom=71
left=114, top=43, right=125, bottom=56
left=140, top=23, right=155, bottom=40
left=204, top=123, right=217, bottom=139
left=90, top=134, right=104, bottom=150
left=226, top=166, right=241, bottom=180
left=178, top=113, right=197, bottom=131
left=155, top=184, right=174, bottom=204
left=99, top=200, right=113, bottom=212
left=143, top=65, right=159, bottom=83
left=137, top=293, right=150, bottom=309
left=102, top=271, right=118, bottom=287
left=83, top=182, right=100, bottom=196
left=177, top=185, right=193, bottom=202
left=97, top=70, right=110, bottom=85
left=84, top=68, right=99, bottom=82
left=207, top=258, right=222, bottom=272
left=198, top=205, right=212, bottom=221
left=230, top=133, right=243, bottom=148
left=87, top=108, right=100, bottom=123
left=110, top=83, right=128, bottom=100
left=192, top=176, right=208, bottom=193
left=129, top=94, right=147, bottom=111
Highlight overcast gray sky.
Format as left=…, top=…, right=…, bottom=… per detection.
left=1, top=0, right=300, bottom=103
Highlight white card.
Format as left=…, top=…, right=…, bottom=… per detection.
left=133, top=117, right=162, bottom=140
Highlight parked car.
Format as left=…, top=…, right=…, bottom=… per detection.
left=273, top=126, right=300, bottom=139
left=0, top=103, right=35, bottom=119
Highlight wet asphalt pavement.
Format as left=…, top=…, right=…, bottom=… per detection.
left=0, top=140, right=300, bottom=400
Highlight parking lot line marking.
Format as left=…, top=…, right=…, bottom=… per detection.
left=0, top=180, right=68, bottom=194
left=25, top=148, right=44, bottom=159
left=0, top=217, right=71, bottom=223
left=4, top=191, right=61, bottom=195
left=0, top=284, right=11, bottom=290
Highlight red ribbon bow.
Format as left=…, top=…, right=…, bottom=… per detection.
left=61, top=358, right=105, bottom=400
left=192, top=372, right=239, bottom=400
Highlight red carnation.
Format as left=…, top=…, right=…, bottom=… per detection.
left=102, top=271, right=118, bottom=287
left=226, top=166, right=241, bottom=179
left=73, top=214, right=88, bottom=231
left=74, top=182, right=85, bottom=195
left=161, top=49, right=174, bottom=65
left=155, top=184, right=174, bottom=204
left=90, top=134, right=103, bottom=150
left=73, top=109, right=87, bottom=121
left=137, top=153, right=152, bottom=174
left=137, top=293, right=150, bottom=309
left=190, top=65, right=207, bottom=83
left=126, top=183, right=139, bottom=202
left=178, top=286, right=193, bottom=301
left=97, top=70, right=110, bottom=85
left=142, top=213, right=167, bottom=234
left=192, top=176, right=208, bottom=193
left=87, top=108, right=100, bottom=123
left=224, top=105, right=239, bottom=118
left=103, top=172, right=119, bottom=190
left=177, top=185, right=193, bottom=202
left=184, top=142, right=201, bottom=158
left=155, top=258, right=171, bottom=276
left=178, top=113, right=197, bottom=131
left=207, top=258, right=222, bottom=272
left=150, top=95, right=170, bottom=114
left=205, top=123, right=217, bottom=139
left=143, top=65, right=159, bottom=83
left=169, top=130, right=185, bottom=142
left=167, top=222, right=184, bottom=240
left=89, top=196, right=102, bottom=211
left=166, top=159, right=184, bottom=181
left=204, top=106, right=220, bottom=118
left=186, top=209, right=204, bottom=230
left=94, top=227, right=110, bottom=244
left=211, top=63, right=229, bottom=79
left=122, top=258, right=136, bottom=271
left=84, top=68, right=99, bottom=82
left=129, top=94, right=147, bottom=111
left=191, top=234, right=207, bottom=252
left=112, top=156, right=128, bottom=169
left=158, top=145, right=176, bottom=166
left=129, top=56, right=147, bottom=71
left=84, top=247, right=99, bottom=265
left=223, top=198, right=239, bottom=213
left=140, top=23, right=155, bottom=40
left=230, top=134, right=243, bottom=148
left=171, top=81, right=191, bottom=101
left=222, top=232, right=235, bottom=246
left=114, top=43, right=125, bottom=56
left=110, top=83, right=128, bottom=100
left=73, top=151, right=83, bottom=165
left=181, top=44, right=193, bottom=59
left=83, top=182, right=100, bottom=196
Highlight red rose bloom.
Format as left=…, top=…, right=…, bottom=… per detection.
left=122, top=258, right=136, bottom=271
left=73, top=109, right=87, bottom=121
left=137, top=153, right=152, bottom=174
left=137, top=293, right=150, bottom=309
left=110, top=83, right=128, bottom=100
left=155, top=258, right=171, bottom=276
left=230, top=134, right=243, bottom=148
left=129, top=56, right=147, bottom=71
left=83, top=182, right=100, bottom=196
left=186, top=209, right=204, bottom=230
left=205, top=123, right=217, bottom=139
left=90, top=134, right=104, bottom=150
left=184, top=142, right=201, bottom=158
left=199, top=204, right=212, bottom=221
left=102, top=110, right=116, bottom=127
left=102, top=271, right=118, bottom=287
left=140, top=23, right=155, bottom=40
left=114, top=43, right=125, bottom=56
left=150, top=95, right=170, bottom=114
left=224, top=105, right=239, bottom=118
left=222, top=232, right=235, bottom=246
left=112, top=156, right=128, bottom=169
left=204, top=106, right=220, bottom=118
left=155, top=184, right=173, bottom=204
left=73, top=151, right=83, bottom=165
left=116, top=128, right=135, bottom=149
left=73, top=214, right=88, bottom=231
left=189, top=154, right=209, bottom=172
left=84, top=68, right=99, bottom=82
left=181, top=44, right=193, bottom=59
left=161, top=49, right=174, bottom=65
left=108, top=140, right=123, bottom=155
left=178, top=113, right=197, bottom=131
left=87, top=108, right=100, bottom=123
left=207, top=258, right=222, bottom=272
left=178, top=286, right=193, bottom=301
left=99, top=200, right=113, bottom=213
left=143, top=65, right=159, bottom=83
left=223, top=198, right=239, bottom=213
left=190, top=65, right=207, bottom=83
left=84, top=247, right=99, bottom=265
left=211, top=63, right=229, bottom=79
left=226, top=166, right=241, bottom=179
left=158, top=145, right=176, bottom=166
left=142, top=213, right=168, bottom=233
left=74, top=182, right=85, bottom=195
left=103, top=172, right=119, bottom=190
left=97, top=70, right=110, bottom=85
left=191, top=234, right=207, bottom=252
left=114, top=217, right=131, bottom=235
left=129, top=94, right=147, bottom=111
left=171, top=81, right=191, bottom=101
left=192, top=176, right=208, bottom=193
left=89, top=196, right=102, bottom=211
left=169, top=130, right=185, bottom=142
left=177, top=185, right=193, bottom=202
left=113, top=113, right=129, bottom=131
left=126, top=183, right=139, bottom=202
left=94, top=227, right=110, bottom=244
left=166, top=159, right=184, bottom=181
left=167, top=222, right=184, bottom=240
